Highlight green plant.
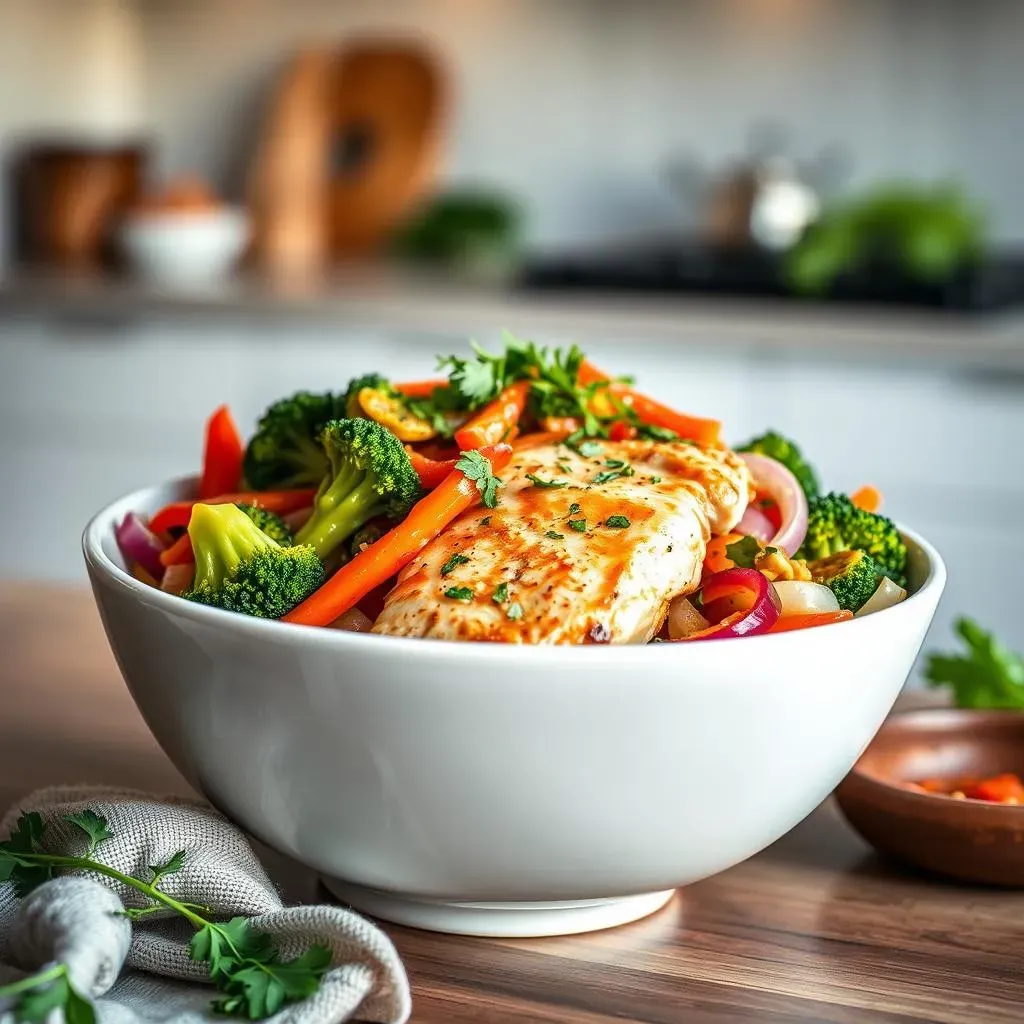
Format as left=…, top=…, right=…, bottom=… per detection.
left=392, top=191, right=520, bottom=266
left=786, top=184, right=985, bottom=294
left=0, top=810, right=330, bottom=1022
left=925, top=618, right=1024, bottom=709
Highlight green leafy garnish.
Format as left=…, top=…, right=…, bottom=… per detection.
left=444, top=586, right=474, bottom=602
left=526, top=473, right=569, bottom=489
left=455, top=450, right=502, bottom=508
left=725, top=536, right=762, bottom=568
left=925, top=618, right=1024, bottom=709
left=604, top=516, right=630, bottom=529
left=650, top=476, right=662, bottom=484
left=506, top=602, right=524, bottom=621
left=492, top=581, right=510, bottom=604
left=0, top=811, right=330, bottom=1022
left=592, top=461, right=635, bottom=485
left=440, top=552, right=470, bottom=576
left=568, top=502, right=581, bottom=514
left=636, top=424, right=679, bottom=441
left=479, top=516, right=491, bottom=526
left=545, top=530, right=564, bottom=540
left=568, top=519, right=587, bottom=532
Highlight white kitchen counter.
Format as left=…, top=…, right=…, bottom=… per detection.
left=3, top=267, right=1024, bottom=371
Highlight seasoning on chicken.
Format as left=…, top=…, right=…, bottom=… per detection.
left=372, top=437, right=753, bottom=644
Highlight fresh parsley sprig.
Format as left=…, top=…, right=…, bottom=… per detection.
left=925, top=618, right=1024, bottom=709
left=455, top=450, right=502, bottom=508
left=0, top=811, right=331, bottom=1023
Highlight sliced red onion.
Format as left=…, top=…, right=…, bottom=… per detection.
left=736, top=504, right=775, bottom=543
left=115, top=513, right=166, bottom=580
left=739, top=453, right=808, bottom=556
left=677, top=567, right=781, bottom=641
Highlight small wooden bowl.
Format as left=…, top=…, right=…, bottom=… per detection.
left=835, top=709, right=1024, bottom=886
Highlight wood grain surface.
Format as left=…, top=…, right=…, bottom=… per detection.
left=1, top=583, right=1021, bottom=1023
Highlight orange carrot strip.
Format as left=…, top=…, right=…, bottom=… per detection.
left=511, top=430, right=572, bottom=449
left=851, top=485, right=883, bottom=514
left=394, top=378, right=448, bottom=398
left=406, top=444, right=510, bottom=490
left=199, top=405, right=244, bottom=499
left=160, top=533, right=195, bottom=567
left=284, top=444, right=513, bottom=626
left=149, top=489, right=317, bottom=535
left=771, top=610, right=854, bottom=633
left=703, top=533, right=744, bottom=575
left=455, top=380, right=530, bottom=450
left=578, top=360, right=721, bottom=445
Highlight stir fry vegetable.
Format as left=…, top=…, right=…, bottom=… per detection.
left=115, top=333, right=913, bottom=641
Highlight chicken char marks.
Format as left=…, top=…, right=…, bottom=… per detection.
left=372, top=437, right=753, bottom=644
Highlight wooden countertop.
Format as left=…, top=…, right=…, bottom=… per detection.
left=2, top=582, right=1021, bottom=1023
left=3, top=267, right=1024, bottom=371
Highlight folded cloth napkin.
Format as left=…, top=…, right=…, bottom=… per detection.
left=0, top=786, right=411, bottom=1024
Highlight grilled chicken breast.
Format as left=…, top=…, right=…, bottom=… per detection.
left=372, top=438, right=752, bottom=644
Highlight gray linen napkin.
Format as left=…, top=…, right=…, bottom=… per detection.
left=0, top=786, right=411, bottom=1024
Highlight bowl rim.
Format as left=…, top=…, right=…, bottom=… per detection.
left=84, top=474, right=946, bottom=661
left=843, top=707, right=1024, bottom=815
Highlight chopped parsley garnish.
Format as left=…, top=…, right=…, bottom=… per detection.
left=526, top=473, right=569, bottom=489
left=506, top=602, right=524, bottom=621
left=649, top=475, right=662, bottom=483
left=440, top=553, right=470, bottom=576
left=605, top=515, right=630, bottom=529
left=456, top=450, right=502, bottom=508
left=564, top=430, right=605, bottom=457
left=568, top=519, right=587, bottom=532
left=569, top=502, right=581, bottom=514
left=592, top=462, right=635, bottom=485
left=479, top=516, right=491, bottom=526
left=637, top=423, right=679, bottom=441
left=725, top=536, right=778, bottom=568
left=492, top=581, right=510, bottom=604
left=545, top=530, right=564, bottom=540
left=557, top=460, right=572, bottom=473
left=444, top=586, right=474, bottom=602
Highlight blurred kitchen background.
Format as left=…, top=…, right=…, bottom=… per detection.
left=1, top=0, right=1023, bottom=677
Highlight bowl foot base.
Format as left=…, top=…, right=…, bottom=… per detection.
left=321, top=879, right=675, bottom=937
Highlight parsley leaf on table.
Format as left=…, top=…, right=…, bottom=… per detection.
left=65, top=810, right=114, bottom=856
left=925, top=618, right=1024, bottom=709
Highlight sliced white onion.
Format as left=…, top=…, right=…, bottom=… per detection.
left=772, top=580, right=840, bottom=616
left=667, top=595, right=710, bottom=640
left=739, top=453, right=809, bottom=556
left=736, top=504, right=775, bottom=543
left=855, top=577, right=907, bottom=618
left=329, top=607, right=375, bottom=632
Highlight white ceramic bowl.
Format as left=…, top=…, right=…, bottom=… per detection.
left=84, top=478, right=946, bottom=937
left=120, top=208, right=250, bottom=286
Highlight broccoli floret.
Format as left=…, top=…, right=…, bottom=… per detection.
left=737, top=431, right=820, bottom=500
left=810, top=549, right=884, bottom=612
left=243, top=391, right=348, bottom=490
left=797, top=492, right=907, bottom=587
left=184, top=503, right=324, bottom=618
left=294, top=418, right=421, bottom=559
left=237, top=503, right=294, bottom=546
left=344, top=373, right=393, bottom=419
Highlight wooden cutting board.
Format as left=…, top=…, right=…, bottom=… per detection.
left=247, top=40, right=446, bottom=270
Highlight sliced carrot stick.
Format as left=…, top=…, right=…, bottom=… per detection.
left=394, top=378, right=448, bottom=398
left=455, top=380, right=530, bottom=450
left=284, top=444, right=513, bottom=627
left=149, top=489, right=317, bottom=535
left=771, top=610, right=854, bottom=633
left=406, top=444, right=510, bottom=490
left=160, top=533, right=194, bottom=567
left=199, top=405, right=244, bottom=499
left=578, top=360, right=722, bottom=445
left=850, top=485, right=883, bottom=514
